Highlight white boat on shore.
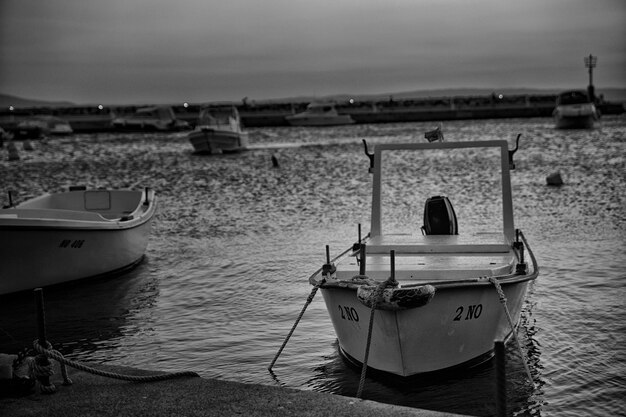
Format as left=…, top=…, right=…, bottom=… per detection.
left=309, top=138, right=538, bottom=378
left=0, top=187, right=156, bottom=295
left=112, top=106, right=189, bottom=131
left=553, top=90, right=599, bottom=129
left=188, top=106, right=249, bottom=154
left=285, top=102, right=355, bottom=127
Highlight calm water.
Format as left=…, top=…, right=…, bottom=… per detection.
left=1, top=116, right=625, bottom=416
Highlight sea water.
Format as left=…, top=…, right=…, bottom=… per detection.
left=1, top=116, right=624, bottom=416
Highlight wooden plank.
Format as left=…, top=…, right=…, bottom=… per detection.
left=335, top=251, right=514, bottom=280
left=366, top=233, right=511, bottom=253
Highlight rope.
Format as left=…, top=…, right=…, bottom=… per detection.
left=487, top=278, right=535, bottom=387
left=268, top=241, right=363, bottom=372
left=33, top=340, right=199, bottom=382
left=29, top=354, right=59, bottom=394
left=268, top=277, right=326, bottom=371
left=518, top=230, right=540, bottom=278
left=33, top=342, right=73, bottom=386
left=356, top=278, right=388, bottom=398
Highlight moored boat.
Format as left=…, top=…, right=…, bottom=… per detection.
left=188, top=105, right=249, bottom=154
left=285, top=102, right=355, bottom=127
left=0, top=187, right=156, bottom=295
left=553, top=90, right=599, bottom=129
left=112, top=106, right=189, bottom=131
left=11, top=115, right=73, bottom=139
left=309, top=138, right=538, bottom=378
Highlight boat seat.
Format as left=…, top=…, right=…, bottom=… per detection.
left=84, top=190, right=111, bottom=211
left=366, top=233, right=512, bottom=254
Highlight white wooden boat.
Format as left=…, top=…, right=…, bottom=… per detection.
left=0, top=187, right=156, bottom=295
left=285, top=102, right=355, bottom=127
left=553, top=90, right=598, bottom=129
left=188, top=106, right=249, bottom=154
left=309, top=139, right=538, bottom=377
left=112, top=106, right=189, bottom=131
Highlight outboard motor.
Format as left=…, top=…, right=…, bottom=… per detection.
left=422, top=196, right=458, bottom=235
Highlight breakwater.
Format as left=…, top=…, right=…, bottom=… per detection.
left=0, top=94, right=623, bottom=132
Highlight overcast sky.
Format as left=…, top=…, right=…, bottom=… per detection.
left=1, top=0, right=624, bottom=104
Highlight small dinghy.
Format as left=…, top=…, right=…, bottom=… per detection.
left=0, top=187, right=156, bottom=295
left=308, top=137, right=539, bottom=378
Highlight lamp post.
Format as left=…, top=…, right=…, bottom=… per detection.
left=584, top=54, right=597, bottom=102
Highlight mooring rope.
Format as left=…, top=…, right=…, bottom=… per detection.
left=356, top=298, right=377, bottom=398
left=268, top=242, right=360, bottom=371
left=33, top=340, right=199, bottom=383
left=487, top=278, right=534, bottom=387
left=31, top=342, right=72, bottom=388
left=356, top=278, right=389, bottom=399
left=268, top=276, right=326, bottom=371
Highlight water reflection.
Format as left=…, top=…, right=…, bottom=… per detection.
left=0, top=261, right=159, bottom=361
left=302, top=341, right=540, bottom=416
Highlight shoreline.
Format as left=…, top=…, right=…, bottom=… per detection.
left=1, top=362, right=468, bottom=416
left=0, top=94, right=623, bottom=132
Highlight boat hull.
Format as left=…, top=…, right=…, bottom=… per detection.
left=553, top=103, right=598, bottom=129
left=320, top=279, right=529, bottom=377
left=554, top=114, right=596, bottom=129
left=0, top=189, right=156, bottom=295
left=0, top=220, right=153, bottom=295
left=188, top=129, right=249, bottom=154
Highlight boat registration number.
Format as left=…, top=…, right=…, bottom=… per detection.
left=453, top=304, right=483, bottom=321
left=59, top=239, right=85, bottom=248
left=338, top=305, right=359, bottom=322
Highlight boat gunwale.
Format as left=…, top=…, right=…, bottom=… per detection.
left=310, top=229, right=539, bottom=292
left=312, top=267, right=537, bottom=292
left=0, top=189, right=156, bottom=231
left=0, top=218, right=153, bottom=231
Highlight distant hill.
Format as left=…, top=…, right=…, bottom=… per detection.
left=0, top=93, right=74, bottom=108
left=266, top=87, right=626, bottom=104
left=2, top=87, right=624, bottom=109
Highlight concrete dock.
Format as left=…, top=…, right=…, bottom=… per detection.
left=1, top=363, right=467, bottom=417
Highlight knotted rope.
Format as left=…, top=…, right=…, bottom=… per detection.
left=488, top=278, right=534, bottom=388
left=32, top=340, right=199, bottom=384
left=28, top=340, right=73, bottom=393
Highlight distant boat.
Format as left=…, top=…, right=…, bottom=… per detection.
left=553, top=90, right=599, bottom=129
left=0, top=187, right=156, bottom=295
left=285, top=102, right=355, bottom=127
left=11, top=115, right=73, bottom=139
left=188, top=105, right=249, bottom=154
left=112, top=106, right=189, bottom=131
